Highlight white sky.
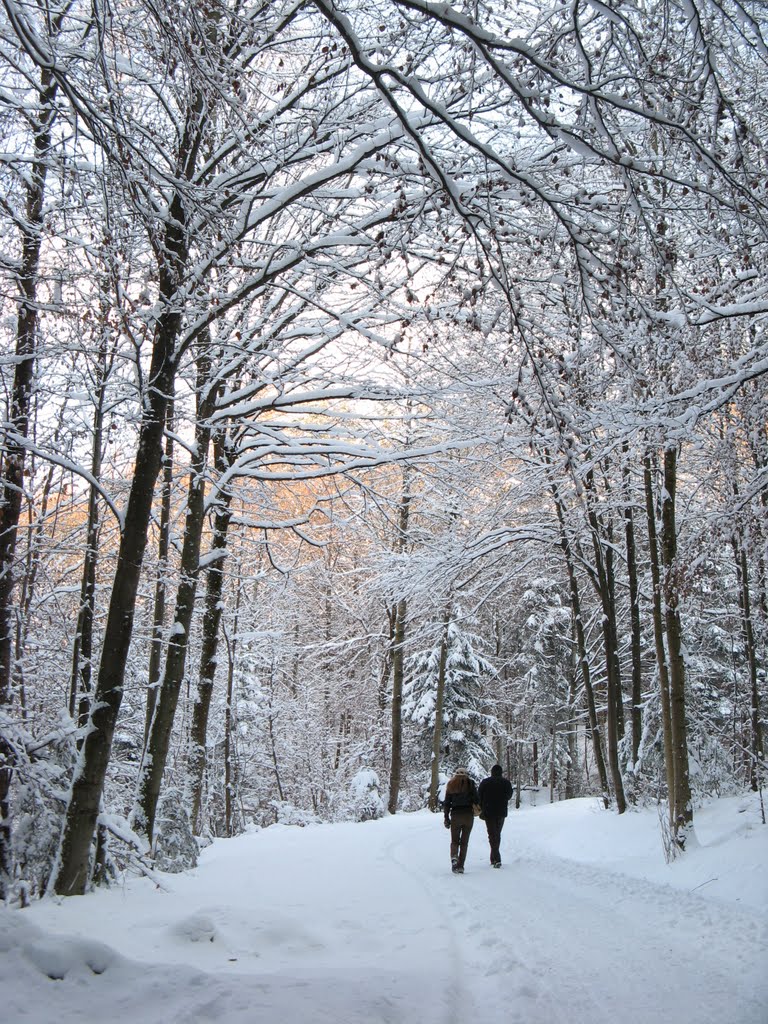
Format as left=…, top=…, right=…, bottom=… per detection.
left=3, top=792, right=767, bottom=1023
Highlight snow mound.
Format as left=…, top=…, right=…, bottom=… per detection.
left=23, top=935, right=116, bottom=980
left=2, top=909, right=116, bottom=981
left=169, top=912, right=217, bottom=944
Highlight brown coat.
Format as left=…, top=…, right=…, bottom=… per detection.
left=443, top=773, right=478, bottom=819
left=443, top=772, right=478, bottom=871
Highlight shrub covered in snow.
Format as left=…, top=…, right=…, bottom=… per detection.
left=268, top=801, right=322, bottom=826
left=153, top=789, right=198, bottom=872
left=346, top=767, right=385, bottom=822
left=10, top=715, right=75, bottom=901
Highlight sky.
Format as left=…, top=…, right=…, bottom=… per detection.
left=2, top=791, right=767, bottom=1024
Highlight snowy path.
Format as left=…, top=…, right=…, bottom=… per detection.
left=3, top=798, right=767, bottom=1024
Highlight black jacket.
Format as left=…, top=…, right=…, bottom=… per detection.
left=478, top=775, right=513, bottom=818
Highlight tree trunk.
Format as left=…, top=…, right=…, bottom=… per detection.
left=268, top=704, right=286, bottom=805
left=622, top=453, right=643, bottom=770
left=553, top=489, right=611, bottom=806
left=224, top=581, right=242, bottom=838
left=584, top=469, right=627, bottom=813
left=135, top=347, right=217, bottom=844
left=388, top=469, right=411, bottom=815
left=69, top=333, right=110, bottom=729
left=52, top=41, right=212, bottom=889
left=549, top=717, right=557, bottom=803
left=515, top=740, right=522, bottom=809
left=0, top=72, right=57, bottom=704
left=189, top=434, right=234, bottom=833
left=428, top=610, right=451, bottom=811
left=660, top=445, right=693, bottom=845
left=732, top=538, right=763, bottom=792
left=601, top=569, right=627, bottom=814
left=388, top=597, right=407, bottom=814
left=604, top=516, right=626, bottom=742
left=52, top=317, right=179, bottom=895
left=564, top=649, right=579, bottom=800
left=144, top=398, right=175, bottom=747
left=0, top=64, right=60, bottom=895
left=643, top=451, right=675, bottom=811
left=377, top=608, right=395, bottom=713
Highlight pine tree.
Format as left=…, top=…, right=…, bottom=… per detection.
left=404, top=619, right=497, bottom=785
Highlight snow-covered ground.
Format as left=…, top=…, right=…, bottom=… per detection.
left=3, top=793, right=767, bottom=1024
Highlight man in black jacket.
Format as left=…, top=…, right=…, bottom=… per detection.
left=478, top=764, right=513, bottom=868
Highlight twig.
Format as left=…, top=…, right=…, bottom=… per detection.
left=690, top=877, right=718, bottom=892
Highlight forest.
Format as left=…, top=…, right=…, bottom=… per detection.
left=0, top=0, right=766, bottom=902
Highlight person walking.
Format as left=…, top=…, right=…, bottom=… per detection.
left=478, top=763, right=513, bottom=868
left=442, top=768, right=479, bottom=874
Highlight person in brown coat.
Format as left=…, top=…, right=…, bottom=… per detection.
left=442, top=769, right=479, bottom=873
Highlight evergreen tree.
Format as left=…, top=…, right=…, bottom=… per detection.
left=404, top=619, right=497, bottom=784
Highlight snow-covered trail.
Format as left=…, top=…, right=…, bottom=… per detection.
left=4, top=799, right=767, bottom=1024
left=382, top=810, right=766, bottom=1024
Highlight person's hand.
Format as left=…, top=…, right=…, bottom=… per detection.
left=444, top=819, right=450, bottom=829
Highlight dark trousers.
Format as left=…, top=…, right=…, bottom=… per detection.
left=449, top=810, right=474, bottom=868
left=484, top=815, right=505, bottom=864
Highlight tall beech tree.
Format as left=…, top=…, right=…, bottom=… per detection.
left=133, top=338, right=220, bottom=844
